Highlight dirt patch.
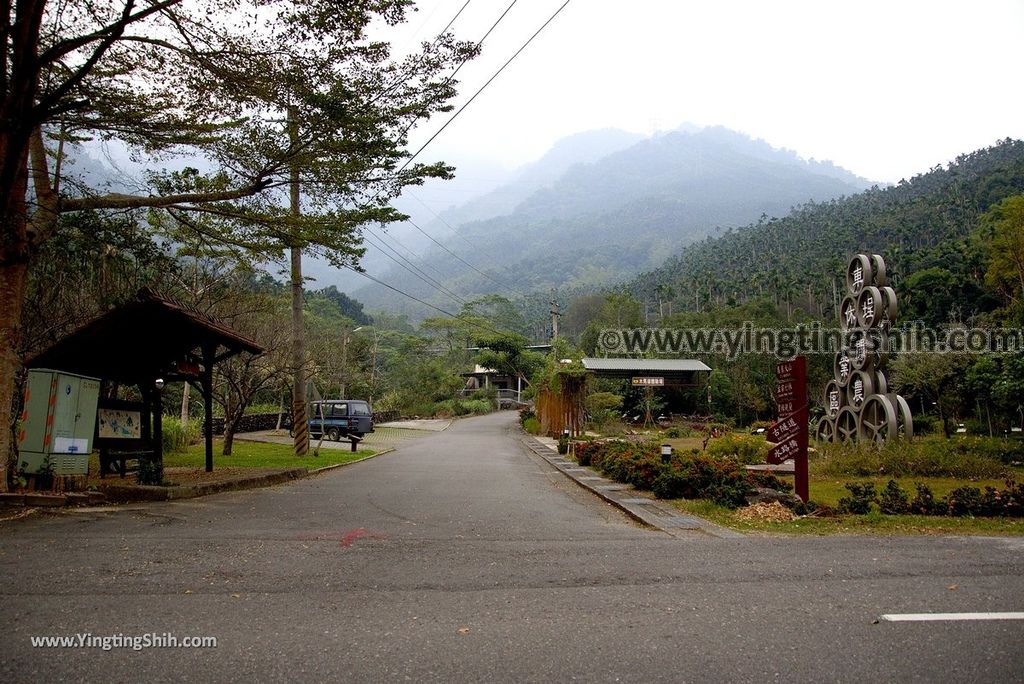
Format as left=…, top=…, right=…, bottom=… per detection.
left=735, top=501, right=797, bottom=523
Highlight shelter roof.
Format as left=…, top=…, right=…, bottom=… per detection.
left=28, top=288, right=263, bottom=384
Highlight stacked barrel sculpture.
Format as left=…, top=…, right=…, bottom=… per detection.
left=816, top=254, right=913, bottom=445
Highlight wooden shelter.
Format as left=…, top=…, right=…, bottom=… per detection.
left=27, top=288, right=263, bottom=475
left=580, top=358, right=711, bottom=386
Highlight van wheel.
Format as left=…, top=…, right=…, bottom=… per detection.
left=327, top=428, right=341, bottom=441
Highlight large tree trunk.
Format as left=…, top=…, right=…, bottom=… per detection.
left=222, top=416, right=237, bottom=456
left=0, top=259, right=29, bottom=492
left=288, top=108, right=308, bottom=456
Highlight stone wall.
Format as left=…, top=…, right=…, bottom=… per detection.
left=206, top=409, right=401, bottom=435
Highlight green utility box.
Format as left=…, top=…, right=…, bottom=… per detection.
left=17, top=369, right=101, bottom=476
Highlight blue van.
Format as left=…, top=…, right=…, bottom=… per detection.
left=307, top=400, right=375, bottom=441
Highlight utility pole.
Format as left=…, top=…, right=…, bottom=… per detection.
left=550, top=289, right=560, bottom=341
left=288, top=107, right=309, bottom=457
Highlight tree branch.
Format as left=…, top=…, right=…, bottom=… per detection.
left=59, top=178, right=272, bottom=212
left=37, top=0, right=182, bottom=65
left=26, top=127, right=60, bottom=247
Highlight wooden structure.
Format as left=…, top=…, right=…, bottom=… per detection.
left=580, top=358, right=711, bottom=386
left=27, top=288, right=262, bottom=476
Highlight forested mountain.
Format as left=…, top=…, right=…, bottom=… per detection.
left=355, top=127, right=874, bottom=316
left=626, top=138, right=1024, bottom=325
left=427, top=128, right=646, bottom=230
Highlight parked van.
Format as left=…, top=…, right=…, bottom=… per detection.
left=307, top=400, right=375, bottom=441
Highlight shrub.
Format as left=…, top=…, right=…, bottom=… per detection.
left=432, top=398, right=494, bottom=417
left=705, top=433, right=769, bottom=465
left=586, top=392, right=623, bottom=428
left=523, top=417, right=541, bottom=435
left=575, top=439, right=787, bottom=508
left=877, top=479, right=911, bottom=514
left=912, top=415, right=939, bottom=435
left=519, top=408, right=536, bottom=427
left=162, top=417, right=199, bottom=454
left=944, top=486, right=985, bottom=517
left=136, top=456, right=164, bottom=486
left=838, top=482, right=876, bottom=514
left=910, top=482, right=940, bottom=515
left=460, top=399, right=494, bottom=415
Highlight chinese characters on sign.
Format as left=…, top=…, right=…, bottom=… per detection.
left=767, top=356, right=809, bottom=503
left=631, top=377, right=664, bottom=387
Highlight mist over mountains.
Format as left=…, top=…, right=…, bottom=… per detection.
left=352, top=125, right=876, bottom=316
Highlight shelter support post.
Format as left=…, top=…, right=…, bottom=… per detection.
left=202, top=345, right=215, bottom=473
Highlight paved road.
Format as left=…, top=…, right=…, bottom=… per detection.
left=1, top=412, right=1022, bottom=682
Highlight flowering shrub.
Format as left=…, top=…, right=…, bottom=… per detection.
left=836, top=479, right=1024, bottom=517
left=573, top=439, right=788, bottom=508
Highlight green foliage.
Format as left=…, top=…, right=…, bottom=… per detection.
left=161, top=417, right=201, bottom=455
left=573, top=439, right=787, bottom=509
left=911, top=483, right=940, bottom=515
left=877, top=479, right=911, bottom=514
left=838, top=482, right=876, bottom=514
left=813, top=437, right=1012, bottom=479
left=586, top=396, right=623, bottom=429
left=628, top=139, right=1024, bottom=326
left=308, top=285, right=372, bottom=326
left=474, top=333, right=545, bottom=384
left=427, top=398, right=494, bottom=418
left=523, top=417, right=542, bottom=435
left=834, top=478, right=1024, bottom=517
left=705, top=433, right=770, bottom=465
left=136, top=457, right=164, bottom=487
left=979, top=195, right=1024, bottom=322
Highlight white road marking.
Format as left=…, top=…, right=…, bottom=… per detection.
left=881, top=612, right=1024, bottom=622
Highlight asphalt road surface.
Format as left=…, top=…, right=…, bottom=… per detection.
left=2, top=412, right=1022, bottom=682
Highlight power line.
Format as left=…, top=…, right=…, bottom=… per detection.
left=404, top=216, right=527, bottom=295
left=360, top=230, right=470, bottom=306
left=404, top=189, right=530, bottom=289
left=356, top=0, right=573, bottom=309
left=343, top=266, right=515, bottom=338
left=396, top=0, right=573, bottom=177
left=366, top=0, right=573, bottom=298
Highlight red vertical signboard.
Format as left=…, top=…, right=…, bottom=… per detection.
left=767, top=356, right=809, bottom=502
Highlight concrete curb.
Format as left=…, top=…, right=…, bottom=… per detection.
left=308, top=448, right=396, bottom=475
left=520, top=435, right=743, bottom=540
left=89, top=447, right=401, bottom=504
left=99, top=468, right=308, bottom=503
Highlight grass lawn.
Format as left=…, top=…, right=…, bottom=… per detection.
left=664, top=436, right=706, bottom=452
left=673, top=474, right=1024, bottom=536
left=87, top=440, right=378, bottom=479
left=163, top=439, right=376, bottom=470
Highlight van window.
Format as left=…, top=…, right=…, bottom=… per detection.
left=330, top=403, right=347, bottom=417
left=351, top=402, right=371, bottom=416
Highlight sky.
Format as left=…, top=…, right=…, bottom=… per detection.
left=382, top=0, right=1024, bottom=189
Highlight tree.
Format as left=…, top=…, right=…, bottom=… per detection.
left=1, top=1, right=477, bottom=488
left=890, top=352, right=970, bottom=438
left=212, top=295, right=290, bottom=455
left=474, top=333, right=545, bottom=389
left=980, top=195, right=1024, bottom=322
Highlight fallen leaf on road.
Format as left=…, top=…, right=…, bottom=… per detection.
left=457, top=627, right=470, bottom=635
left=948, top=584, right=958, bottom=591
left=231, top=593, right=241, bottom=598
left=184, top=589, right=193, bottom=594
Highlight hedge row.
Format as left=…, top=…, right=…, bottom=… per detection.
left=573, top=439, right=788, bottom=508
left=839, top=479, right=1024, bottom=517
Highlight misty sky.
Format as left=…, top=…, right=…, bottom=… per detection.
left=389, top=0, right=1024, bottom=189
